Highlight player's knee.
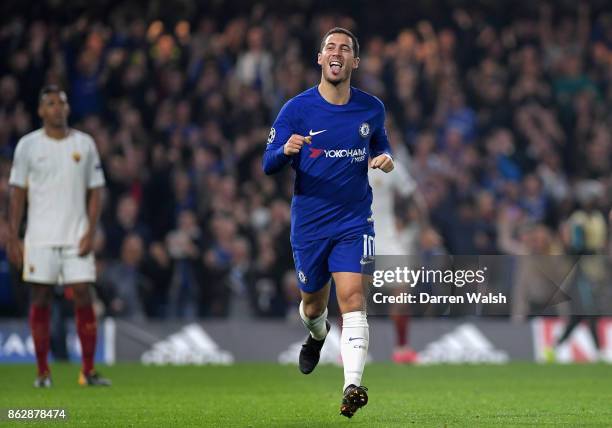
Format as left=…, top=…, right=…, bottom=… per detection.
left=302, top=300, right=326, bottom=319
left=30, top=284, right=52, bottom=306
left=71, top=284, right=92, bottom=305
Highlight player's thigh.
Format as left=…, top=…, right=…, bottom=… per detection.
left=329, top=233, right=374, bottom=313
left=23, top=245, right=61, bottom=285
left=60, top=246, right=96, bottom=285
left=291, top=237, right=333, bottom=294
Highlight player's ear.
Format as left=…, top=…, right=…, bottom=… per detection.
left=37, top=104, right=44, bottom=120
left=317, top=52, right=323, bottom=66
left=352, top=57, right=360, bottom=69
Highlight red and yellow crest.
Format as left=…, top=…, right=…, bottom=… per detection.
left=72, top=152, right=81, bottom=163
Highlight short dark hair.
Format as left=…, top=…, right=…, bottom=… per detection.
left=39, top=85, right=65, bottom=103
left=320, top=27, right=359, bottom=58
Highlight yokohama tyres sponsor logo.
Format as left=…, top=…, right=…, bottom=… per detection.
left=309, top=147, right=367, bottom=163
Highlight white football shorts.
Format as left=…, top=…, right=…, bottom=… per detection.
left=23, top=245, right=96, bottom=285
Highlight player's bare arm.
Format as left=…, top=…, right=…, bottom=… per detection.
left=283, top=134, right=309, bottom=156
left=78, top=187, right=103, bottom=256
left=7, top=185, right=26, bottom=268
left=370, top=154, right=394, bottom=173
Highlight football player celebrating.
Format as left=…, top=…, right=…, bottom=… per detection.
left=263, top=28, right=393, bottom=417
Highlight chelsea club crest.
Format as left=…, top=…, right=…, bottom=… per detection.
left=298, top=270, right=307, bottom=284
left=359, top=122, right=370, bottom=138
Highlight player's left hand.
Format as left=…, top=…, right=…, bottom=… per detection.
left=78, top=231, right=95, bottom=256
left=370, top=154, right=394, bottom=173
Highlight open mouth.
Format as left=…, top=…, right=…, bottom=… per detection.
left=330, top=60, right=343, bottom=75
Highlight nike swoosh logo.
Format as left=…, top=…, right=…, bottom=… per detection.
left=360, top=258, right=374, bottom=265
left=309, top=129, right=327, bottom=136
left=348, top=337, right=365, bottom=342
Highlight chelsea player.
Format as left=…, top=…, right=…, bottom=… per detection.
left=263, top=27, right=393, bottom=418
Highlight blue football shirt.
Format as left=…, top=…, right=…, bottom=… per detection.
left=263, top=86, right=391, bottom=242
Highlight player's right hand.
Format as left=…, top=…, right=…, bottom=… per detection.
left=283, top=134, right=308, bottom=156
left=7, top=237, right=23, bottom=268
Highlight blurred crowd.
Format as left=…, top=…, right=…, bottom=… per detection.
left=0, top=1, right=611, bottom=320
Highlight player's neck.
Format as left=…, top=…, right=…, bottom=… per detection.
left=318, top=80, right=351, bottom=105
left=43, top=125, right=69, bottom=140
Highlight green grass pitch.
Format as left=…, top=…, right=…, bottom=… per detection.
left=0, top=363, right=610, bottom=427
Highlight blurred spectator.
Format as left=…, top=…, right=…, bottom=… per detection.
left=142, top=242, right=174, bottom=318
left=227, top=237, right=254, bottom=317
left=509, top=223, right=571, bottom=322
left=100, top=234, right=149, bottom=320
left=0, top=218, right=19, bottom=315
left=104, top=194, right=151, bottom=258
left=235, top=26, right=274, bottom=101
left=166, top=210, right=202, bottom=319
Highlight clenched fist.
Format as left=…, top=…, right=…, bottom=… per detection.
left=283, top=134, right=309, bottom=156
left=370, top=154, right=394, bottom=173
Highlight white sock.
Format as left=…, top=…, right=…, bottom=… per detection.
left=299, top=301, right=328, bottom=340
left=341, top=311, right=369, bottom=391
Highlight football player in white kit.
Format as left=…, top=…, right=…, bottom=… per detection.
left=369, top=159, right=423, bottom=363
left=7, top=86, right=110, bottom=387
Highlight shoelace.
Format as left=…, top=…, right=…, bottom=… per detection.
left=345, top=385, right=368, bottom=394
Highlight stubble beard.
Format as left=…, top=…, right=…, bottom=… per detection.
left=324, top=70, right=351, bottom=87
